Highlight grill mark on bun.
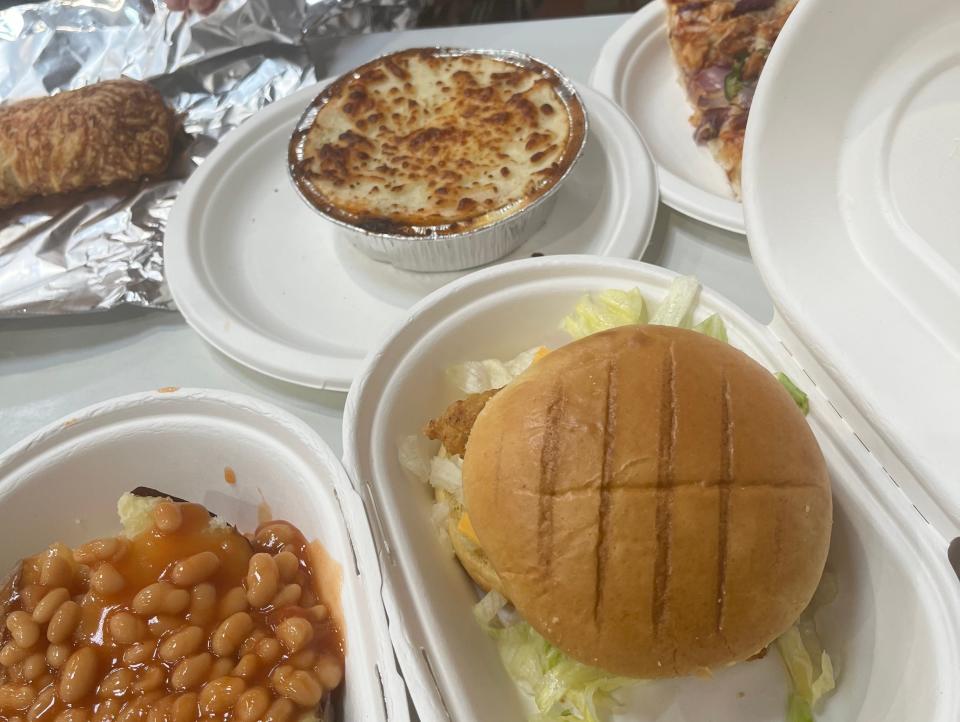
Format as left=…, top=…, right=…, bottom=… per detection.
left=652, top=342, right=678, bottom=637
left=493, top=425, right=506, bottom=510
left=509, top=478, right=820, bottom=496
left=716, top=373, right=735, bottom=634
left=593, top=362, right=618, bottom=623
left=537, top=383, right=567, bottom=574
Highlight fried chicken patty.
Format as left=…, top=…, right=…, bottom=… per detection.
left=424, top=387, right=499, bottom=456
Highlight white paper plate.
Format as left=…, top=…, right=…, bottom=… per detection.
left=342, top=255, right=960, bottom=722
left=743, top=0, right=960, bottom=531
left=165, top=79, right=658, bottom=392
left=0, top=388, right=409, bottom=722
left=591, top=0, right=744, bottom=233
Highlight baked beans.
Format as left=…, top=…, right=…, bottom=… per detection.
left=158, top=625, right=204, bottom=663
left=277, top=617, right=314, bottom=654
left=0, top=501, right=344, bottom=720
left=5, top=611, right=40, bottom=649
left=90, top=563, right=124, bottom=596
left=18, top=584, right=45, bottom=616
left=31, top=588, right=69, bottom=624
left=55, top=708, right=90, bottom=722
left=198, top=676, right=246, bottom=715
left=46, top=601, right=81, bottom=644
left=255, top=637, right=283, bottom=666
left=152, top=502, right=183, bottom=533
left=272, top=583, right=302, bottom=609
left=45, top=643, right=71, bottom=669
left=147, top=614, right=181, bottom=638
left=131, top=582, right=171, bottom=616
left=211, top=612, right=253, bottom=657
left=217, top=586, right=248, bottom=620
left=235, top=685, right=271, bottom=721
left=160, top=588, right=191, bottom=616
left=238, top=628, right=266, bottom=657
left=270, top=664, right=324, bottom=707
left=274, top=551, right=299, bottom=583
left=170, top=653, right=213, bottom=691
left=169, top=692, right=198, bottom=722
left=0, top=683, right=35, bottom=710
left=209, top=656, right=235, bottom=681
left=21, top=653, right=46, bottom=682
left=120, top=642, right=152, bottom=667
left=98, top=666, right=135, bottom=698
left=107, top=611, right=145, bottom=645
left=59, top=647, right=98, bottom=703
left=39, top=550, right=73, bottom=589
left=245, top=553, right=279, bottom=608
left=232, top=652, right=259, bottom=680
left=170, top=551, right=220, bottom=587
left=73, top=537, right=123, bottom=566
left=134, top=664, right=165, bottom=693
left=264, top=697, right=296, bottom=722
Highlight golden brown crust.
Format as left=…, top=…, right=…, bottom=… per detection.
left=462, top=325, right=831, bottom=677
left=0, top=78, right=175, bottom=210
left=290, top=48, right=586, bottom=236
left=664, top=0, right=796, bottom=195
left=424, top=388, right=500, bottom=457
left=425, top=388, right=504, bottom=593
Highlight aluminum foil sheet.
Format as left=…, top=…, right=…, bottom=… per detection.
left=0, top=0, right=425, bottom=316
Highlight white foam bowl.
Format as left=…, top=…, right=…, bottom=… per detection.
left=0, top=389, right=408, bottom=722
left=343, top=256, right=960, bottom=722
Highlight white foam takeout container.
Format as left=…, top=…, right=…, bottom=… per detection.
left=0, top=389, right=409, bottom=722
left=590, top=0, right=746, bottom=234
left=743, top=0, right=960, bottom=542
left=342, top=255, right=960, bottom=722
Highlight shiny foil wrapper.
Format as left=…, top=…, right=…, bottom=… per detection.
left=0, top=0, right=424, bottom=316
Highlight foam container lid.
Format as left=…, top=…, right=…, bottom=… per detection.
left=742, top=0, right=960, bottom=540
left=343, top=255, right=960, bottom=722
left=0, top=389, right=409, bottom=722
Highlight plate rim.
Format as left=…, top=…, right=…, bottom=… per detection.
left=165, top=79, right=658, bottom=391
left=590, top=0, right=746, bottom=234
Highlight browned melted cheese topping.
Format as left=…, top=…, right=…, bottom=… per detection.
left=290, top=48, right=586, bottom=236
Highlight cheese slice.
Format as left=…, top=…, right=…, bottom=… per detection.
left=457, top=511, right=481, bottom=546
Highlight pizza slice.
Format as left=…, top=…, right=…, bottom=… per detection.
left=665, top=0, right=796, bottom=197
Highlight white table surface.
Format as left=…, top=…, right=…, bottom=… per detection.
left=0, top=13, right=773, bottom=456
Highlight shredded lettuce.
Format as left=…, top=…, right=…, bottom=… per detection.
left=649, top=275, right=700, bottom=328
left=561, top=287, right=648, bottom=339
left=474, top=592, right=633, bottom=722
left=429, top=447, right=464, bottom=503
left=775, top=573, right=838, bottom=721
left=693, top=313, right=728, bottom=343
left=561, top=277, right=706, bottom=340
left=398, top=436, right=464, bottom=553
left=398, top=434, right=432, bottom=484
left=786, top=693, right=815, bottom=722
left=429, top=499, right=454, bottom=554
left=474, top=589, right=510, bottom=627
left=776, top=372, right=810, bottom=415
left=447, top=347, right=542, bottom=394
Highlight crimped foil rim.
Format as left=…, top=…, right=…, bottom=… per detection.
left=287, top=46, right=589, bottom=244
